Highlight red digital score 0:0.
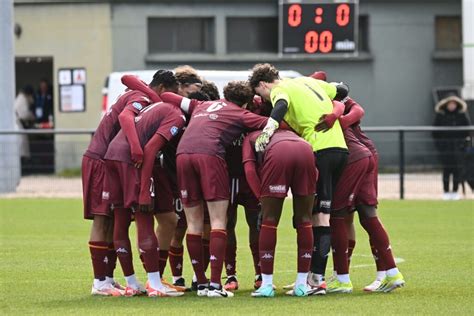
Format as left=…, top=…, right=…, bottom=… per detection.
left=287, top=3, right=351, bottom=54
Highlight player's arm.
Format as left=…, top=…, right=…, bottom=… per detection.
left=339, top=100, right=365, bottom=129
left=138, top=134, right=168, bottom=212
left=242, top=135, right=261, bottom=199
left=160, top=92, right=200, bottom=114
left=121, top=75, right=161, bottom=103
left=254, top=87, right=289, bottom=152
left=118, top=104, right=147, bottom=167
left=315, top=100, right=345, bottom=132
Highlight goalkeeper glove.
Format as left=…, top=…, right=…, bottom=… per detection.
left=255, top=117, right=279, bottom=152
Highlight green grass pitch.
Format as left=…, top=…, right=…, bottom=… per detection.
left=0, top=199, right=472, bottom=315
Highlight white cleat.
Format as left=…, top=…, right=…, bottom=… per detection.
left=91, top=282, right=123, bottom=297
left=363, top=279, right=383, bottom=292
left=207, top=285, right=234, bottom=298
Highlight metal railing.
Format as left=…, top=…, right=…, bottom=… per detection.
left=1, top=126, right=474, bottom=199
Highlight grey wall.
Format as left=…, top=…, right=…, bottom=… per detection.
left=111, top=0, right=463, bottom=167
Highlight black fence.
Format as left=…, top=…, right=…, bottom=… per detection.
left=1, top=126, right=473, bottom=200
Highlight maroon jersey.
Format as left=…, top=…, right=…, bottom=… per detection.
left=343, top=97, right=378, bottom=156
left=242, top=130, right=306, bottom=166
left=344, top=127, right=372, bottom=165
left=105, top=102, right=185, bottom=164
left=177, top=99, right=268, bottom=158
left=84, top=90, right=151, bottom=160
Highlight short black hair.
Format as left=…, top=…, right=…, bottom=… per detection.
left=188, top=91, right=210, bottom=101
left=149, top=69, right=178, bottom=89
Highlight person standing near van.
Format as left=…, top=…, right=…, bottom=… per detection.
left=433, top=94, right=471, bottom=200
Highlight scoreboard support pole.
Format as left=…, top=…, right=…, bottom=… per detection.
left=0, top=0, right=20, bottom=193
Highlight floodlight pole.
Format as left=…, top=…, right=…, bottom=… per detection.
left=0, top=0, right=20, bottom=193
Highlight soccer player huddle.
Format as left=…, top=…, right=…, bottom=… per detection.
left=82, top=64, right=405, bottom=298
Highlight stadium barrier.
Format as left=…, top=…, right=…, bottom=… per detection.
left=0, top=126, right=473, bottom=200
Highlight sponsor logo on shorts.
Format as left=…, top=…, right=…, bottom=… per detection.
left=320, top=200, right=331, bottom=209
left=301, top=253, right=312, bottom=259
left=170, top=126, right=179, bottom=136
left=261, top=253, right=273, bottom=259
left=180, top=190, right=188, bottom=198
left=102, top=191, right=110, bottom=200
left=269, top=184, right=286, bottom=193
left=132, top=102, right=143, bottom=111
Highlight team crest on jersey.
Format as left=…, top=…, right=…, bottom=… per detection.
left=170, top=126, right=179, bottom=136
left=132, top=102, right=143, bottom=111
left=134, top=116, right=142, bottom=123
left=269, top=185, right=286, bottom=193
left=209, top=113, right=219, bottom=120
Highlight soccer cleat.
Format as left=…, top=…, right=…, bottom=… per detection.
left=191, top=280, right=198, bottom=292
left=162, top=279, right=187, bottom=292
left=197, top=284, right=209, bottom=297
left=363, top=279, right=384, bottom=292
left=327, top=279, right=353, bottom=294
left=254, top=275, right=263, bottom=289
left=124, top=282, right=147, bottom=297
left=111, top=280, right=126, bottom=291
left=147, top=286, right=185, bottom=297
left=91, top=283, right=123, bottom=297
left=251, top=284, right=275, bottom=298
left=283, top=282, right=295, bottom=290
left=285, top=284, right=312, bottom=297
left=224, top=276, right=239, bottom=291
left=375, top=272, right=405, bottom=293
left=307, top=272, right=327, bottom=295
left=207, top=285, right=235, bottom=298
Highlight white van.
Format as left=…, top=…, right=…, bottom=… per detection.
left=101, top=69, right=303, bottom=114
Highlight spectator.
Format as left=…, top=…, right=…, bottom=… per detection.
left=433, top=94, right=471, bottom=200
left=34, top=78, right=53, bottom=124
left=14, top=85, right=35, bottom=159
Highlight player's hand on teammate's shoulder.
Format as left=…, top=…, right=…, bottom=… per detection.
left=315, top=114, right=336, bottom=133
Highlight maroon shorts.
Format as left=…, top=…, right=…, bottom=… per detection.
left=176, top=154, right=230, bottom=207
left=355, top=155, right=378, bottom=206
left=104, top=160, right=140, bottom=209
left=332, top=157, right=370, bottom=211
left=260, top=141, right=317, bottom=198
left=230, top=177, right=260, bottom=211
left=153, top=165, right=177, bottom=214
left=82, top=156, right=111, bottom=219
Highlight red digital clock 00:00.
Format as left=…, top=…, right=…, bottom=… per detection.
left=280, top=0, right=358, bottom=55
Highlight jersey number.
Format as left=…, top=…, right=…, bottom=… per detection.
left=206, top=102, right=227, bottom=112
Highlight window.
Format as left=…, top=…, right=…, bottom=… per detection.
left=435, top=16, right=462, bottom=51
left=226, top=17, right=278, bottom=53
left=358, top=15, right=369, bottom=53
left=148, top=18, right=215, bottom=53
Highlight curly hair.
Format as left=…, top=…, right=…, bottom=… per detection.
left=248, top=63, right=280, bottom=90
left=201, top=80, right=220, bottom=100
left=149, top=69, right=178, bottom=89
left=174, top=65, right=202, bottom=85
left=224, top=81, right=254, bottom=107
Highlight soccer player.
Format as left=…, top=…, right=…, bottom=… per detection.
left=83, top=70, right=166, bottom=296
left=160, top=81, right=268, bottom=298
left=248, top=64, right=348, bottom=294
left=314, top=71, right=405, bottom=293
left=242, top=129, right=317, bottom=297
left=103, top=70, right=185, bottom=297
